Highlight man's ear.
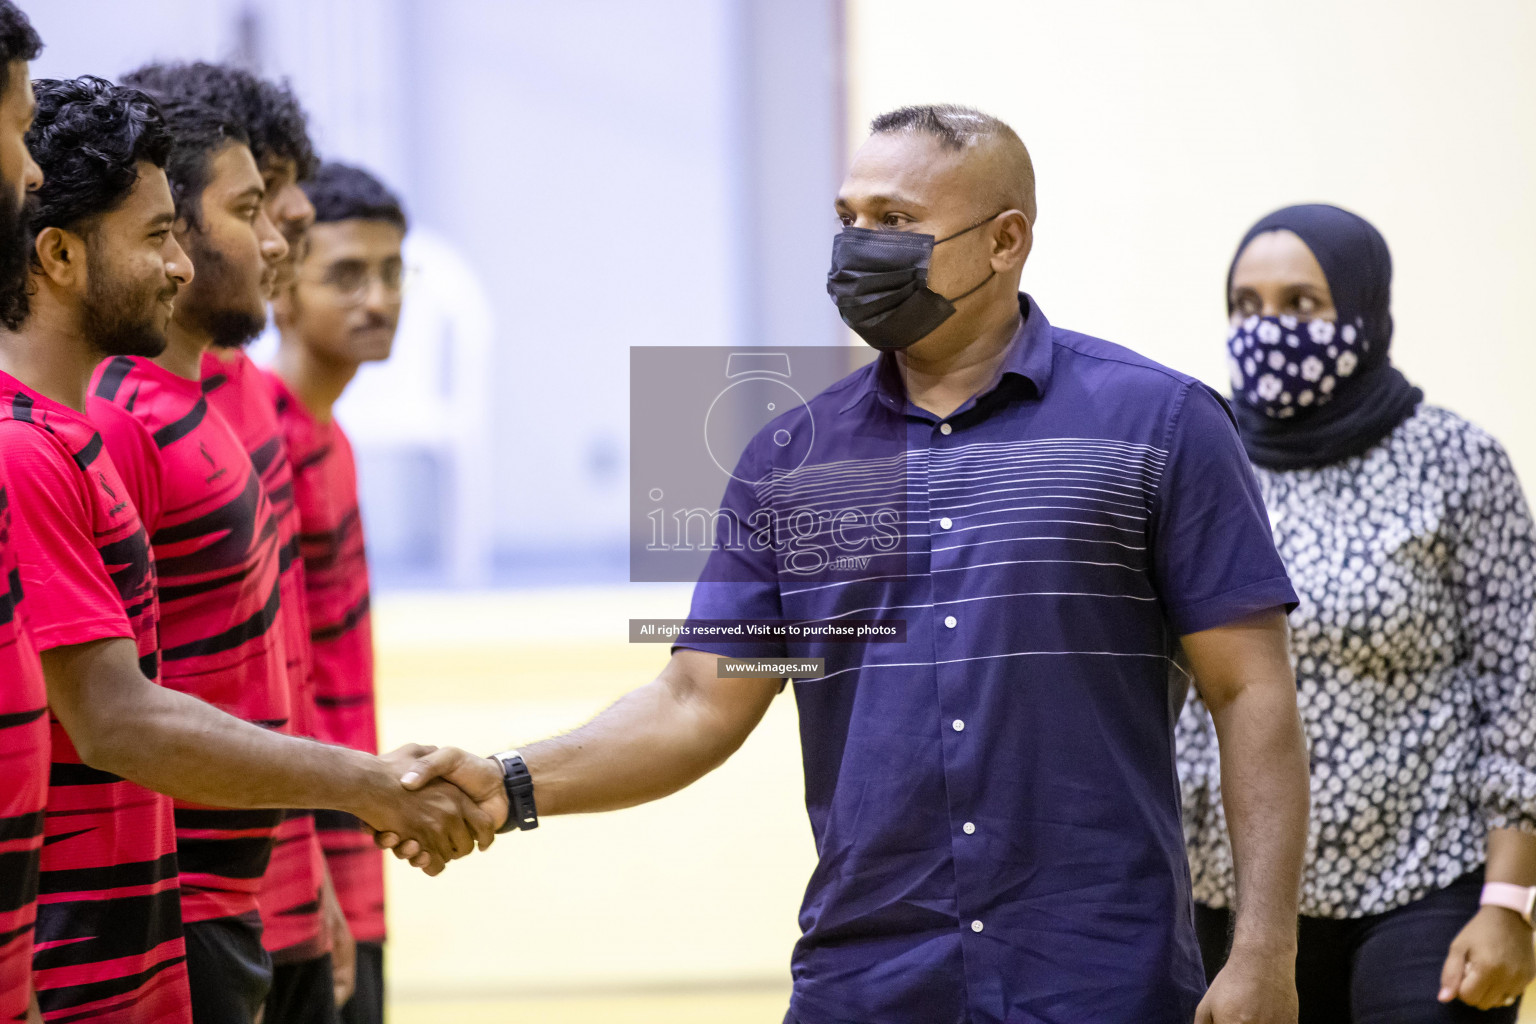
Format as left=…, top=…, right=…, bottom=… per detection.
left=990, top=210, right=1033, bottom=271
left=33, top=226, right=84, bottom=289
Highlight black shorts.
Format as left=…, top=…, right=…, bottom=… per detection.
left=340, top=942, right=383, bottom=1024
left=262, top=953, right=339, bottom=1024
left=184, top=914, right=273, bottom=1024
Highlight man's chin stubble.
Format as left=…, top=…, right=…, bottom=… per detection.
left=206, top=308, right=269, bottom=349
left=97, top=328, right=169, bottom=360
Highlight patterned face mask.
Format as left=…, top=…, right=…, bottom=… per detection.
left=1227, top=314, right=1369, bottom=419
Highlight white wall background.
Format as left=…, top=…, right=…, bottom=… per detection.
left=848, top=0, right=1536, bottom=484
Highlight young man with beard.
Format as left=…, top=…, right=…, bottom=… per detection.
left=0, top=73, right=192, bottom=1024
left=123, top=62, right=342, bottom=1019
left=85, top=93, right=297, bottom=1022
left=0, top=4, right=45, bottom=1022
left=268, top=163, right=407, bottom=1024
left=0, top=78, right=492, bottom=1024
left=121, top=63, right=315, bottom=286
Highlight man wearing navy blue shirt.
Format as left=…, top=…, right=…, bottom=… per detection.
left=388, top=104, right=1310, bottom=1024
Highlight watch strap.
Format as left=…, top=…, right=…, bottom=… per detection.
left=492, top=750, right=539, bottom=835
left=1480, top=881, right=1536, bottom=925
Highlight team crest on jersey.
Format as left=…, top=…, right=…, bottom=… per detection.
left=96, top=470, right=128, bottom=517
left=199, top=441, right=227, bottom=484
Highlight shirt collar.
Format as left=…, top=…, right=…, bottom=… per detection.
left=839, top=292, right=1055, bottom=414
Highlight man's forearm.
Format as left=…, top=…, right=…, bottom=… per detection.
left=524, top=669, right=776, bottom=817
left=44, top=639, right=393, bottom=824
left=385, top=651, right=781, bottom=859
left=106, top=681, right=389, bottom=816
left=1210, top=679, right=1309, bottom=953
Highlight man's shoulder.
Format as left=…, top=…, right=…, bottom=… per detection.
left=806, top=356, right=878, bottom=408
left=741, top=356, right=879, bottom=435
left=89, top=357, right=187, bottom=428
left=716, top=357, right=877, bottom=481
left=206, top=356, right=281, bottom=438
left=90, top=354, right=147, bottom=402
left=0, top=412, right=100, bottom=529
left=203, top=347, right=267, bottom=403
left=1048, top=326, right=1200, bottom=395
left=0, top=413, right=76, bottom=469
left=1044, top=326, right=1223, bottom=445
left=200, top=346, right=254, bottom=387
left=262, top=368, right=314, bottom=439
left=0, top=382, right=97, bottom=469
left=87, top=392, right=155, bottom=442
left=85, top=395, right=163, bottom=486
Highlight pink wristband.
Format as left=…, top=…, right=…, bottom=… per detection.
left=1480, top=881, right=1536, bottom=925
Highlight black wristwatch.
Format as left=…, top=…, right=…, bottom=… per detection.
left=491, top=750, right=539, bottom=834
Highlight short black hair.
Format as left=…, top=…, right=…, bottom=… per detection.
left=870, top=103, right=1016, bottom=151
left=0, top=1, right=42, bottom=99
left=0, top=75, right=170, bottom=329
left=869, top=103, right=1038, bottom=224
left=155, top=96, right=248, bottom=225
left=304, top=162, right=407, bottom=231
left=122, top=61, right=317, bottom=180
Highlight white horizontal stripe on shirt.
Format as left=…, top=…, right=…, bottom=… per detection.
left=812, top=648, right=1174, bottom=685
left=779, top=556, right=1145, bottom=598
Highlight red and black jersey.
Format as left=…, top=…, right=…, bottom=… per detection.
left=202, top=350, right=327, bottom=957
left=201, top=351, right=309, bottom=689
left=268, top=373, right=385, bottom=943
left=0, top=475, right=49, bottom=1022
left=90, top=356, right=291, bottom=929
left=0, top=372, right=191, bottom=1024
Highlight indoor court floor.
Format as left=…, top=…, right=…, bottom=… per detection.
left=373, top=585, right=807, bottom=1023
left=372, top=587, right=1536, bottom=1023
left=388, top=988, right=790, bottom=1024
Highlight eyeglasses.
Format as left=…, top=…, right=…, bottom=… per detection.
left=307, top=260, right=416, bottom=304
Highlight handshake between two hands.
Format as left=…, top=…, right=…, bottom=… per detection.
left=359, top=744, right=510, bottom=876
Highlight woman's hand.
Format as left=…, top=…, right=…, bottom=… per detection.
left=1439, top=906, right=1535, bottom=1010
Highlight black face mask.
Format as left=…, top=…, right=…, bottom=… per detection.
left=825, top=214, right=1000, bottom=351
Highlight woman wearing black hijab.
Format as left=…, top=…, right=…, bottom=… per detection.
left=1178, top=204, right=1536, bottom=1018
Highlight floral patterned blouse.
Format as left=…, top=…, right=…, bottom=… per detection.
left=1178, top=404, right=1536, bottom=917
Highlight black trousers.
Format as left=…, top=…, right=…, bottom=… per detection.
left=339, top=942, right=383, bottom=1024
left=262, top=953, right=339, bottom=1024
left=185, top=915, right=273, bottom=1024
left=1196, top=870, right=1519, bottom=1024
